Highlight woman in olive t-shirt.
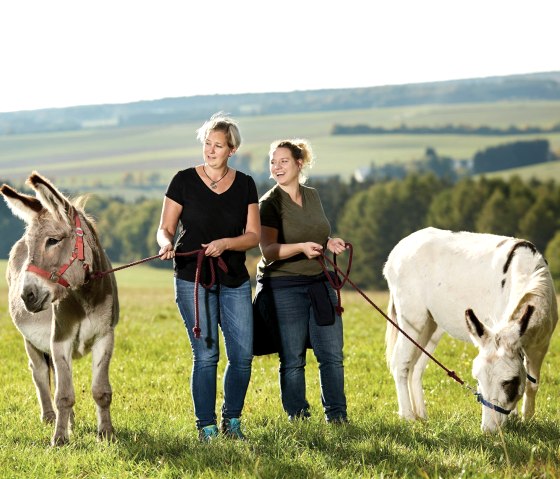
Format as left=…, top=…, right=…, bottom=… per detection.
left=256, top=138, right=348, bottom=424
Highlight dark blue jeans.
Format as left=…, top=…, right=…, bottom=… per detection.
left=175, top=278, right=253, bottom=429
left=271, top=282, right=347, bottom=421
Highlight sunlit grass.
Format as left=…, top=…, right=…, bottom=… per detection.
left=0, top=261, right=559, bottom=478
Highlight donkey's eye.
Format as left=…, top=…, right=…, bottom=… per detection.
left=46, top=238, right=60, bottom=247
left=502, top=377, right=520, bottom=402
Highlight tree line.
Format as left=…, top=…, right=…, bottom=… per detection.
left=1, top=173, right=559, bottom=291
left=336, top=174, right=560, bottom=290
left=360, top=140, right=555, bottom=180
left=331, top=123, right=560, bottom=136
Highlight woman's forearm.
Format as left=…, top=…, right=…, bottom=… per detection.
left=261, top=242, right=304, bottom=261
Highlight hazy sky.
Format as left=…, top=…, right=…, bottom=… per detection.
left=1, top=0, right=558, bottom=113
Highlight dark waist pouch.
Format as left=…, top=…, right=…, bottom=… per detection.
left=308, top=281, right=335, bottom=326
left=252, top=284, right=282, bottom=356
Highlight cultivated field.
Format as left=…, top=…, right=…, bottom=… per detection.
left=1, top=101, right=559, bottom=199
left=0, top=260, right=559, bottom=478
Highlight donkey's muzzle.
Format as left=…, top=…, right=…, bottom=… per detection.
left=21, top=285, right=50, bottom=312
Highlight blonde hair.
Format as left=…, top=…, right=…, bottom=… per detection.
left=196, top=111, right=242, bottom=150
left=269, top=138, right=315, bottom=184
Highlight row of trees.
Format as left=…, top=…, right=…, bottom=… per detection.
left=1, top=174, right=559, bottom=291
left=332, top=123, right=560, bottom=136
left=472, top=139, right=551, bottom=173
left=359, top=140, right=555, bottom=181
left=337, top=174, right=560, bottom=289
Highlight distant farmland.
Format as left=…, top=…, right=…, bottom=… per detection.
left=1, top=100, right=559, bottom=199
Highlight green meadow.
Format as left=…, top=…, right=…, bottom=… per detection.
left=1, top=260, right=559, bottom=478
left=1, top=101, right=559, bottom=199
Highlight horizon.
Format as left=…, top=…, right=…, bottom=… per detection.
left=2, top=69, right=559, bottom=115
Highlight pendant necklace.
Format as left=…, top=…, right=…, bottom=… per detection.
left=203, top=165, right=229, bottom=189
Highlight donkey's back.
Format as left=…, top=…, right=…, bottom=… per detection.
left=384, top=227, right=541, bottom=339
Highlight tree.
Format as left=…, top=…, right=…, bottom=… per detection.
left=545, top=231, right=560, bottom=292
left=308, top=176, right=353, bottom=235
left=472, top=139, right=550, bottom=174
left=338, top=174, right=446, bottom=288
left=518, top=194, right=559, bottom=252
left=338, top=185, right=396, bottom=289
left=475, top=189, right=518, bottom=236
left=428, top=176, right=505, bottom=233
left=0, top=200, right=25, bottom=258
left=93, top=201, right=128, bottom=262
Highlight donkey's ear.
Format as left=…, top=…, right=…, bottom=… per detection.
left=465, top=309, right=490, bottom=347
left=0, top=183, right=43, bottom=223
left=514, top=304, right=534, bottom=338
left=26, top=171, right=71, bottom=221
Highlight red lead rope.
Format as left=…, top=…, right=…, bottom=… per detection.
left=91, top=249, right=228, bottom=339
left=316, top=243, right=464, bottom=386
left=316, top=242, right=354, bottom=315
left=90, top=242, right=464, bottom=384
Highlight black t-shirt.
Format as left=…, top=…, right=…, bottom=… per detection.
left=165, top=167, right=258, bottom=287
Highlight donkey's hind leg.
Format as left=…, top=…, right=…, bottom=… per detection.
left=409, top=316, right=443, bottom=420
left=24, top=339, right=56, bottom=423
left=91, top=330, right=115, bottom=441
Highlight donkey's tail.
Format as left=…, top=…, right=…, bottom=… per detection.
left=385, top=291, right=399, bottom=367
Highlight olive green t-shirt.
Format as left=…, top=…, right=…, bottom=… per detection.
left=256, top=184, right=331, bottom=278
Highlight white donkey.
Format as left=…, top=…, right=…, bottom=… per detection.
left=1, top=172, right=119, bottom=446
left=383, top=227, right=557, bottom=432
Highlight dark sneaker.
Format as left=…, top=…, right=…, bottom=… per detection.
left=220, top=417, right=245, bottom=440
left=198, top=424, right=219, bottom=442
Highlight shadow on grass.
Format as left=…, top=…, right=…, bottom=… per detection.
left=73, top=415, right=560, bottom=478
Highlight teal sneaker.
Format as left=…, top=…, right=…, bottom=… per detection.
left=198, top=424, right=219, bottom=442
left=220, top=417, right=245, bottom=440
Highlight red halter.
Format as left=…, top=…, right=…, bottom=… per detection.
left=26, top=212, right=89, bottom=288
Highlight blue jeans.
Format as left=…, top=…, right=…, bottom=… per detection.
left=271, top=282, right=347, bottom=421
left=175, top=278, right=253, bottom=429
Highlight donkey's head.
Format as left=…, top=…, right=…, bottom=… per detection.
left=1, top=172, right=91, bottom=312
left=465, top=304, right=534, bottom=432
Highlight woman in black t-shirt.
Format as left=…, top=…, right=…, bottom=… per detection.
left=156, top=112, right=260, bottom=441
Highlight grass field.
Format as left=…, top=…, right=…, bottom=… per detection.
left=1, top=101, right=559, bottom=199
left=0, top=260, right=559, bottom=478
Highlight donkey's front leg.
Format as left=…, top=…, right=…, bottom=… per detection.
left=24, top=339, right=56, bottom=423
left=91, top=330, right=115, bottom=441
left=522, top=346, right=547, bottom=420
left=50, top=337, right=75, bottom=446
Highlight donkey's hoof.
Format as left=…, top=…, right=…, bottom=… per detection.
left=399, top=412, right=418, bottom=421
left=51, top=434, right=69, bottom=447
left=42, top=412, right=56, bottom=424
left=97, top=427, right=116, bottom=443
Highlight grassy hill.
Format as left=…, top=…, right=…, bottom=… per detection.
left=1, top=100, right=559, bottom=199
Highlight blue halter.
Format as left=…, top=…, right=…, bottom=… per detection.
left=475, top=371, right=537, bottom=415
left=475, top=393, right=512, bottom=415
